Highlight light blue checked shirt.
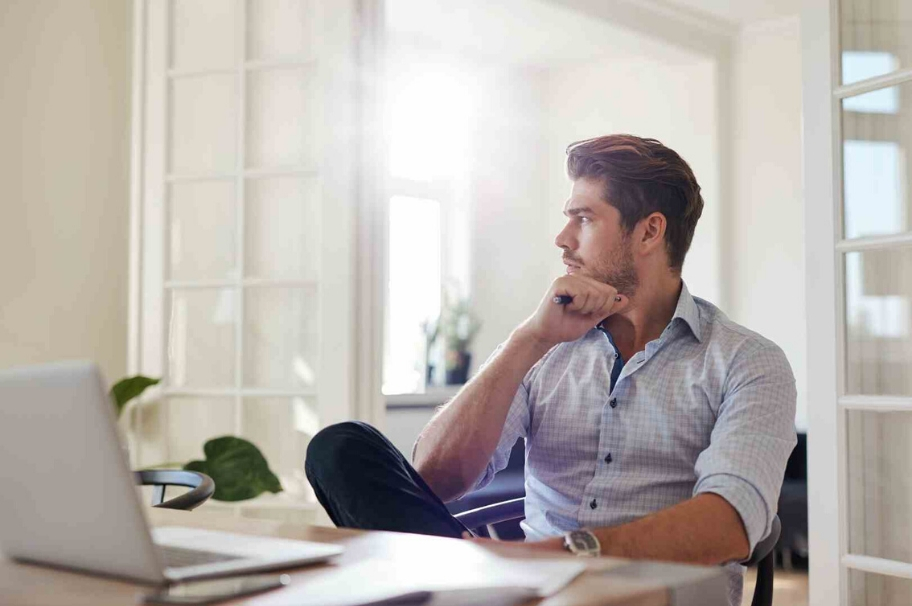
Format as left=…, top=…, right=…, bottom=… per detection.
left=471, top=282, right=797, bottom=605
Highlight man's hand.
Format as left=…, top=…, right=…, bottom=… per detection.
left=517, top=275, right=628, bottom=348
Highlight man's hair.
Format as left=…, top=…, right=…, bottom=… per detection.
left=566, top=134, right=704, bottom=271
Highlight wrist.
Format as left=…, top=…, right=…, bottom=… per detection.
left=510, top=324, right=556, bottom=357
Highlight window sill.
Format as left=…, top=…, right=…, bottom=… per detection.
left=385, top=386, right=462, bottom=409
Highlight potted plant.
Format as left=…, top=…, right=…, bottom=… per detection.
left=437, top=289, right=481, bottom=385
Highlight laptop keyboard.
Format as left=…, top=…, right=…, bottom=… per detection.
left=160, top=545, right=244, bottom=569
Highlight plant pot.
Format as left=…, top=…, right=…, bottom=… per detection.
left=445, top=351, right=471, bottom=385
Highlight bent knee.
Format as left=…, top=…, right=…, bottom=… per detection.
left=305, top=421, right=377, bottom=476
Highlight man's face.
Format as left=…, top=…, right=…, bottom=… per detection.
left=555, top=178, right=639, bottom=296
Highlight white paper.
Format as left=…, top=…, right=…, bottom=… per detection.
left=249, top=557, right=586, bottom=606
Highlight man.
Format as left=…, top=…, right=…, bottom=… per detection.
left=306, top=134, right=796, bottom=605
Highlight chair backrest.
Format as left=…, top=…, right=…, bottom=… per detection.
left=134, top=469, right=215, bottom=511
left=455, top=498, right=780, bottom=606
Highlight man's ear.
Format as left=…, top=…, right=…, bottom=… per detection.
left=638, top=212, right=667, bottom=255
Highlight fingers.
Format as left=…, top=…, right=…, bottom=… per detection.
left=569, top=291, right=591, bottom=314
left=553, top=275, right=626, bottom=317
left=578, top=290, right=606, bottom=316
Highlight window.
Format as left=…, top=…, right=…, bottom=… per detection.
left=383, top=196, right=441, bottom=394
left=382, top=42, right=474, bottom=395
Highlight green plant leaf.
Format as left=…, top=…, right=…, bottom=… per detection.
left=184, top=436, right=283, bottom=502
left=110, top=376, right=160, bottom=418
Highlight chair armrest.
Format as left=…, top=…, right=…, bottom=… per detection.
left=454, top=497, right=525, bottom=531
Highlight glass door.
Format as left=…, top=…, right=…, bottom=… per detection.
left=805, top=0, right=912, bottom=602
left=129, top=0, right=373, bottom=520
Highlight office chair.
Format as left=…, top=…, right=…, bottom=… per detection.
left=455, top=498, right=781, bottom=606
left=134, top=470, right=215, bottom=511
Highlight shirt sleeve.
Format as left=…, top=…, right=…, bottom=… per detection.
left=692, top=341, right=797, bottom=558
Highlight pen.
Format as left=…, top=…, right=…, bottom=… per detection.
left=552, top=295, right=623, bottom=305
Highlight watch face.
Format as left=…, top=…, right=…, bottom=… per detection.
left=567, top=530, right=599, bottom=556
left=571, top=532, right=598, bottom=552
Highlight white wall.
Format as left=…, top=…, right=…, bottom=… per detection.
left=543, top=56, right=722, bottom=307
left=0, top=1, right=131, bottom=382
left=730, top=16, right=807, bottom=430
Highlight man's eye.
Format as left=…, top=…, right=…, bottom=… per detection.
left=579, top=216, right=591, bottom=224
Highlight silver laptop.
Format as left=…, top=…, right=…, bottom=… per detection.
left=0, top=360, right=343, bottom=584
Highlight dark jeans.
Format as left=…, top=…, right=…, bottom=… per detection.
left=305, top=421, right=470, bottom=538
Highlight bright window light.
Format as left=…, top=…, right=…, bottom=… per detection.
left=383, top=196, right=442, bottom=395
left=843, top=140, right=906, bottom=239
left=842, top=51, right=899, bottom=86
left=842, top=52, right=900, bottom=114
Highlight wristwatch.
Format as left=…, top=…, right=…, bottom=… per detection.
left=562, top=529, right=601, bottom=557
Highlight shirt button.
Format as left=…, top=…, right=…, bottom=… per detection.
left=589, top=498, right=597, bottom=510
left=609, top=398, right=617, bottom=408
left=604, top=453, right=612, bottom=464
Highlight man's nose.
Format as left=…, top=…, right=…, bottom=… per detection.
left=555, top=223, right=573, bottom=250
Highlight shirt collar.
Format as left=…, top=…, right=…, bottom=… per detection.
left=671, top=281, right=702, bottom=343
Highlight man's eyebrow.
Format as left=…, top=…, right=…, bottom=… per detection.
left=564, top=206, right=594, bottom=217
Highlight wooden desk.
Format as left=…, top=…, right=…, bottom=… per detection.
left=0, top=509, right=727, bottom=606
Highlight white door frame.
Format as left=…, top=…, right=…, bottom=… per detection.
left=802, top=0, right=842, bottom=603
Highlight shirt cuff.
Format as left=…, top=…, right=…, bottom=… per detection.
left=694, top=473, right=769, bottom=556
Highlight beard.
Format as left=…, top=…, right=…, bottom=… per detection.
left=566, top=236, right=639, bottom=297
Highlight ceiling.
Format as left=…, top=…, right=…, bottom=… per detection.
left=385, top=0, right=800, bottom=69
left=384, top=0, right=703, bottom=68
left=656, top=0, right=799, bottom=27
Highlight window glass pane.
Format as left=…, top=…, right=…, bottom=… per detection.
left=845, top=249, right=912, bottom=395
left=840, top=0, right=912, bottom=84
left=171, top=0, right=238, bottom=70
left=243, top=288, right=318, bottom=389
left=849, top=564, right=912, bottom=605
left=242, top=397, right=318, bottom=498
left=383, top=196, right=441, bottom=395
left=847, top=411, right=912, bottom=564
left=169, top=289, right=237, bottom=388
left=246, top=67, right=320, bottom=169
left=166, top=397, right=236, bottom=464
left=170, top=75, right=238, bottom=174
left=247, top=0, right=318, bottom=61
left=169, top=181, right=237, bottom=281
left=245, top=177, right=320, bottom=280
left=842, top=82, right=911, bottom=239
